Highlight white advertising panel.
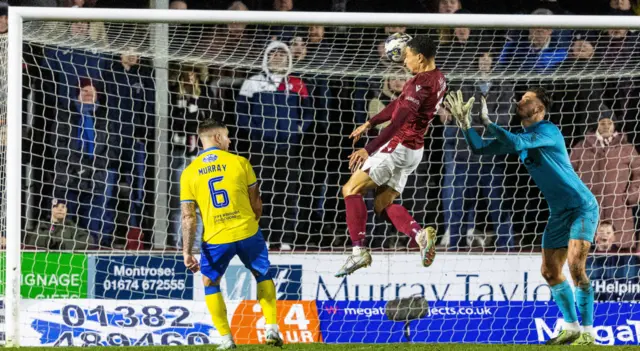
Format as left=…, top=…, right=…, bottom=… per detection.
left=19, top=299, right=226, bottom=347
left=194, top=253, right=571, bottom=302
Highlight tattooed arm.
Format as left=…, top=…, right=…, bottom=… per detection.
left=181, top=201, right=200, bottom=273
left=248, top=183, right=262, bottom=220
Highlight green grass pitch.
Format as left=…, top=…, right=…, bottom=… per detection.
left=3, top=344, right=635, bottom=350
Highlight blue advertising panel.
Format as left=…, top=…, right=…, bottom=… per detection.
left=317, top=300, right=640, bottom=345
left=94, top=255, right=193, bottom=300
left=588, top=255, right=640, bottom=302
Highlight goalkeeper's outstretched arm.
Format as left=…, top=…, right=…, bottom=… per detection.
left=462, top=128, right=515, bottom=155
left=486, top=123, right=557, bottom=152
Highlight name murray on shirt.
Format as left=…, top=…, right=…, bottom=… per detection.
left=198, top=164, right=227, bottom=176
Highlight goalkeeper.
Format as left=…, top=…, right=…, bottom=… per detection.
left=445, top=89, right=598, bottom=346
left=181, top=119, right=283, bottom=350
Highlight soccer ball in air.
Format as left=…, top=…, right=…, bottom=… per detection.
left=384, top=33, right=413, bottom=63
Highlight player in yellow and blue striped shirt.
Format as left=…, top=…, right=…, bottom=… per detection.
left=181, top=119, right=283, bottom=350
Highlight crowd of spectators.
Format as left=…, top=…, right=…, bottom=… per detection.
left=6, top=0, right=640, bottom=254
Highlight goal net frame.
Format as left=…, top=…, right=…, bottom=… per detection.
left=5, top=6, right=640, bottom=346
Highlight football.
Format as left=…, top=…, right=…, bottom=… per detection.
left=384, top=32, right=413, bottom=62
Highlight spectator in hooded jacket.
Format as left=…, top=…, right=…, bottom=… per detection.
left=570, top=110, right=640, bottom=251
left=236, top=40, right=312, bottom=249
left=288, top=25, right=339, bottom=238
left=50, top=78, right=119, bottom=248
left=24, top=198, right=92, bottom=250
left=103, top=49, right=155, bottom=233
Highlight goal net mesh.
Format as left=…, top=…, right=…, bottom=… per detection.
left=3, top=17, right=640, bottom=346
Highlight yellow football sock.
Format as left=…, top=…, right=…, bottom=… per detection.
left=205, top=287, right=231, bottom=336
left=257, top=279, right=277, bottom=325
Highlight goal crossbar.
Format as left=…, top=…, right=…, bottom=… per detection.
left=8, top=7, right=640, bottom=28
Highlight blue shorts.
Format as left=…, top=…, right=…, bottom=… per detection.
left=200, top=229, right=271, bottom=283
left=542, top=202, right=600, bottom=249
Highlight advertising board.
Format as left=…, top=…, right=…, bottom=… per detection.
left=317, top=300, right=640, bottom=345
left=18, top=299, right=320, bottom=346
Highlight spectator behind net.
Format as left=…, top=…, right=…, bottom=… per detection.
left=434, top=0, right=463, bottom=46
left=609, top=0, right=634, bottom=15
left=438, top=9, right=481, bottom=73
left=594, top=221, right=616, bottom=252
left=201, top=1, right=254, bottom=62
left=552, top=37, right=602, bottom=145
left=103, top=49, right=155, bottom=235
left=50, top=78, right=120, bottom=248
left=570, top=108, right=640, bottom=251
left=496, top=8, right=569, bottom=74
left=368, top=69, right=408, bottom=130
left=24, top=198, right=92, bottom=250
left=41, top=19, right=106, bottom=109
left=266, top=0, right=297, bottom=42
left=440, top=53, right=514, bottom=250
left=289, top=25, right=337, bottom=67
left=236, top=41, right=312, bottom=250
left=167, top=65, right=212, bottom=246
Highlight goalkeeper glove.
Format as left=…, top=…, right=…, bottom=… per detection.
left=480, top=96, right=492, bottom=127
left=444, top=90, right=474, bottom=130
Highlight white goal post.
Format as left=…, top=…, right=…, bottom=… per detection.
left=5, top=6, right=640, bottom=347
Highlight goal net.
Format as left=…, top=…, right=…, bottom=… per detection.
left=3, top=8, right=640, bottom=347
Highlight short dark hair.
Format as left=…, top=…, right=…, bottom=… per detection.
left=599, top=220, right=614, bottom=229
left=527, top=86, right=551, bottom=112
left=406, top=35, right=437, bottom=60
left=198, top=119, right=227, bottom=135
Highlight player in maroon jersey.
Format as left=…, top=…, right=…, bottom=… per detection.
left=336, top=36, right=446, bottom=277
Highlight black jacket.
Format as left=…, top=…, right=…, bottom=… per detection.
left=49, top=103, right=119, bottom=189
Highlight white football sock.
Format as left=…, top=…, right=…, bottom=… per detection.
left=265, top=324, right=279, bottom=333
left=564, top=321, right=581, bottom=332
left=353, top=246, right=366, bottom=255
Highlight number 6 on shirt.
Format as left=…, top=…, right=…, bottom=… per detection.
left=208, top=176, right=230, bottom=208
